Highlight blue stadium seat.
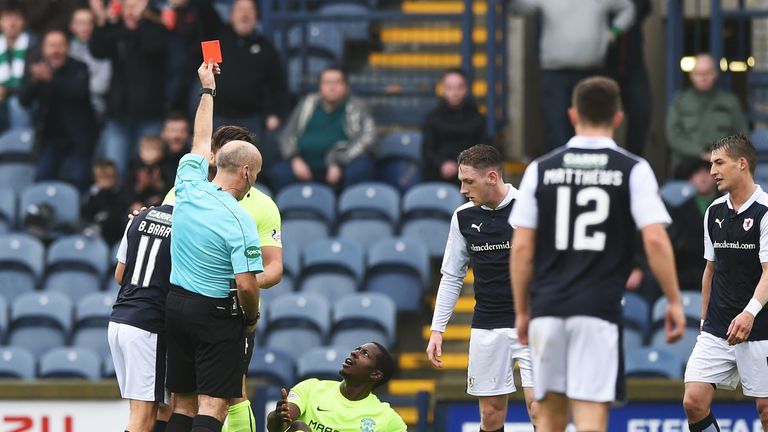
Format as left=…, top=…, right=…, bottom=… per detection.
left=757, top=163, right=768, bottom=184
left=625, top=347, right=682, bottom=379
left=318, top=3, right=370, bottom=41
left=0, top=346, right=35, bottom=379
left=296, top=346, right=347, bottom=381
left=400, top=183, right=465, bottom=257
left=375, top=131, right=422, bottom=193
left=282, top=245, right=301, bottom=280
left=659, top=180, right=695, bottom=208
left=751, top=128, right=768, bottom=154
left=622, top=293, right=650, bottom=334
left=0, top=295, right=6, bottom=341
left=0, top=234, right=44, bottom=301
left=248, top=348, right=296, bottom=388
left=649, top=326, right=698, bottom=365
left=265, top=293, right=331, bottom=360
left=8, top=292, right=72, bottom=357
left=331, top=293, right=396, bottom=348
left=277, top=183, right=336, bottom=225
left=364, top=238, right=429, bottom=311
left=39, top=347, right=101, bottom=380
left=0, top=163, right=35, bottom=197
left=72, top=293, right=114, bottom=358
left=0, top=128, right=34, bottom=157
left=19, top=181, right=80, bottom=228
left=652, top=292, right=702, bottom=328
left=287, top=23, right=344, bottom=61
left=103, top=353, right=116, bottom=378
left=43, top=235, right=109, bottom=301
left=0, top=187, right=15, bottom=233
left=277, top=183, right=336, bottom=248
left=299, top=239, right=364, bottom=300
left=338, top=183, right=400, bottom=250
left=623, top=327, right=645, bottom=352
left=261, top=276, right=295, bottom=306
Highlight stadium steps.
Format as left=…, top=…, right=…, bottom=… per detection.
left=380, top=27, right=488, bottom=44
left=369, top=52, right=488, bottom=69
left=401, top=1, right=488, bottom=15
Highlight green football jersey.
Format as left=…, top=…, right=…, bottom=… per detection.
left=287, top=379, right=407, bottom=432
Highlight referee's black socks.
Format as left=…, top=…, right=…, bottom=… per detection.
left=166, top=413, right=194, bottom=432
left=689, top=412, right=721, bottom=432
left=191, top=415, right=223, bottom=432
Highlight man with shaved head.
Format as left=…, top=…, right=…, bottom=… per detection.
left=164, top=61, right=263, bottom=432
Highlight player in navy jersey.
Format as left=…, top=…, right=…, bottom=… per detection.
left=109, top=204, right=174, bottom=432
left=683, top=134, right=768, bottom=432
left=509, top=76, right=685, bottom=432
left=426, top=144, right=536, bottom=431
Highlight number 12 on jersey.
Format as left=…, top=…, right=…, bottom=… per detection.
left=555, top=186, right=610, bottom=251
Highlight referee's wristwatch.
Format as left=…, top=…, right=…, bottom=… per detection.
left=245, top=311, right=260, bottom=326
left=199, top=87, right=216, bottom=98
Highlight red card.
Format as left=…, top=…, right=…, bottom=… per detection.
left=201, top=40, right=222, bottom=63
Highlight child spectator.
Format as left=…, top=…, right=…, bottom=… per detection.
left=128, top=135, right=171, bottom=209
left=82, top=160, right=129, bottom=245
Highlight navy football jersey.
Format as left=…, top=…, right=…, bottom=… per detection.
left=111, top=205, right=174, bottom=333
left=703, top=187, right=768, bottom=341
left=432, top=185, right=517, bottom=331
left=509, top=137, right=670, bottom=324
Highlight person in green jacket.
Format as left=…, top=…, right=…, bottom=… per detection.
left=666, top=53, right=749, bottom=170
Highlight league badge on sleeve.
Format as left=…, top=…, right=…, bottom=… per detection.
left=744, top=218, right=754, bottom=231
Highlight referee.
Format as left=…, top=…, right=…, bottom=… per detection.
left=165, top=61, right=263, bottom=432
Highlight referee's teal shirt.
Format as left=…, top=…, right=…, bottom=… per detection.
left=170, top=153, right=263, bottom=298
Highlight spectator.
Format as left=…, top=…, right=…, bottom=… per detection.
left=69, top=7, right=112, bottom=119
left=666, top=53, right=749, bottom=170
left=127, top=135, right=171, bottom=208
left=0, top=2, right=32, bottom=130
left=19, top=29, right=97, bottom=192
left=273, top=67, right=376, bottom=191
left=214, top=0, right=286, bottom=139
left=22, top=0, right=83, bottom=35
left=162, top=0, right=219, bottom=112
left=160, top=111, right=190, bottom=172
left=421, top=68, right=485, bottom=182
left=605, top=0, right=651, bottom=157
left=82, top=159, right=129, bottom=245
left=509, top=0, right=635, bottom=152
left=89, top=0, right=169, bottom=180
left=668, top=158, right=720, bottom=291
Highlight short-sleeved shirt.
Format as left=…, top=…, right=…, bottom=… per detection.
left=111, top=205, right=174, bottom=334
left=287, top=379, right=407, bottom=432
left=441, top=184, right=518, bottom=329
left=170, top=154, right=263, bottom=298
left=508, top=136, right=671, bottom=324
left=703, top=186, right=768, bottom=341
left=164, top=184, right=282, bottom=249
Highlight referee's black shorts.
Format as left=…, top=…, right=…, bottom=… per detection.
left=165, top=286, right=246, bottom=398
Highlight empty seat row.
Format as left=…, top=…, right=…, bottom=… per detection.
left=0, top=292, right=113, bottom=357
left=0, top=233, right=110, bottom=302
left=249, top=344, right=371, bottom=389
left=0, top=346, right=109, bottom=380
left=269, top=237, right=429, bottom=311
left=279, top=181, right=463, bottom=256
left=0, top=289, right=394, bottom=364
left=623, top=292, right=702, bottom=335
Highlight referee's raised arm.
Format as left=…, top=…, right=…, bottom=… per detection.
left=191, top=60, right=221, bottom=157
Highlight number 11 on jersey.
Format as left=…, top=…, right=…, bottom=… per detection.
left=555, top=186, right=610, bottom=251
